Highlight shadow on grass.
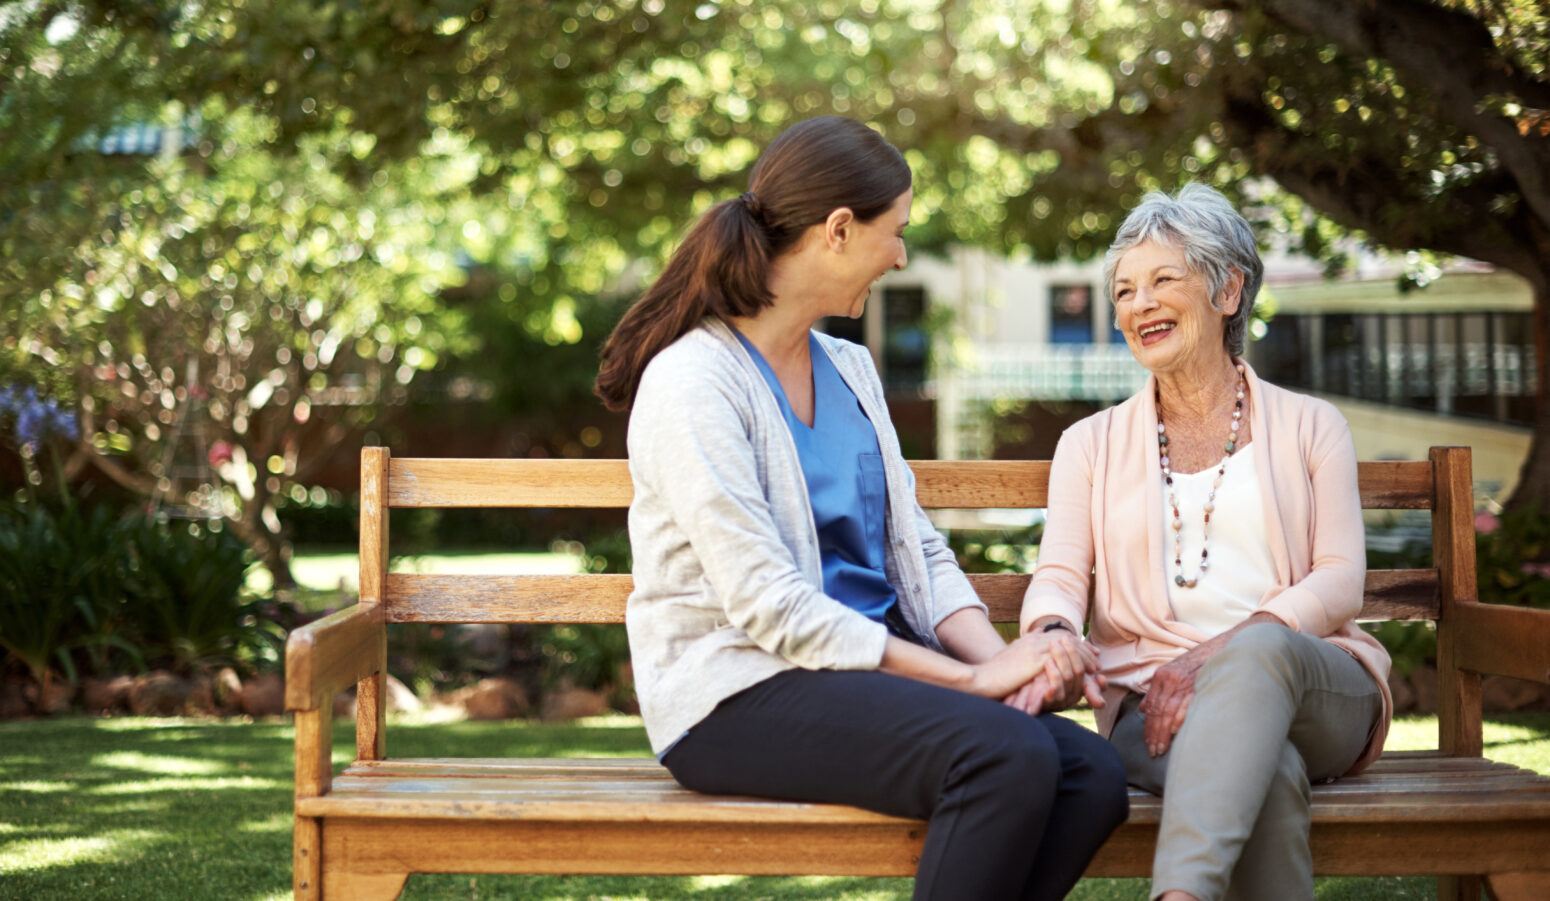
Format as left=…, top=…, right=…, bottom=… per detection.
left=2, top=712, right=1544, bottom=901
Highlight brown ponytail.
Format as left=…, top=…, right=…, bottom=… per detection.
left=595, top=117, right=911, bottom=411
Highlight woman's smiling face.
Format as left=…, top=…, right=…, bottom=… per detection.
left=836, top=189, right=911, bottom=319
left=1112, top=238, right=1238, bottom=374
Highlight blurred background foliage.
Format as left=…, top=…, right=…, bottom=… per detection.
left=1, top=0, right=1548, bottom=704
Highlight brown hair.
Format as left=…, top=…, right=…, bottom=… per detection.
left=594, top=117, right=911, bottom=411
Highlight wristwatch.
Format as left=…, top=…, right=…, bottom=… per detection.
left=1040, top=620, right=1075, bottom=634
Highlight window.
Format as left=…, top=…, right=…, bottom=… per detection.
left=1049, top=284, right=1094, bottom=344
left=881, top=286, right=928, bottom=391
left=818, top=286, right=930, bottom=392
left=1253, top=311, right=1535, bottom=426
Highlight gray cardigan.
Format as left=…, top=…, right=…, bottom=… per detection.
left=625, top=318, right=987, bottom=754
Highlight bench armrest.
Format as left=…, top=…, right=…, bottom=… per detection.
left=285, top=603, right=387, bottom=712
left=1451, top=600, right=1550, bottom=685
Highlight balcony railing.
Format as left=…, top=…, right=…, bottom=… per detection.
left=937, top=344, right=1147, bottom=402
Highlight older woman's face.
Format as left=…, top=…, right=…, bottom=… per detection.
left=1112, top=239, right=1237, bottom=374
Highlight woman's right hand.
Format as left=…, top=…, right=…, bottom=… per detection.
left=968, top=631, right=1098, bottom=699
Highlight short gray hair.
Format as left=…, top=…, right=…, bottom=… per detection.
left=1102, top=183, right=1263, bottom=356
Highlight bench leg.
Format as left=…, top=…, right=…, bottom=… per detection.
left=1486, top=871, right=1550, bottom=901
left=1439, top=875, right=1484, bottom=901
left=323, top=869, right=409, bottom=901
left=295, top=816, right=322, bottom=900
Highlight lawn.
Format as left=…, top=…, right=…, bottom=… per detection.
left=1, top=712, right=1546, bottom=901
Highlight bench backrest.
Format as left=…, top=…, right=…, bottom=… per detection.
left=358, top=447, right=1476, bottom=629
left=354, top=445, right=1485, bottom=757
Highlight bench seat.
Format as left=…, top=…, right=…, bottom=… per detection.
left=298, top=752, right=1550, bottom=882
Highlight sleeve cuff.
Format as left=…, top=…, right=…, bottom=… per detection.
left=1257, top=586, right=1325, bottom=636
left=1021, top=590, right=1087, bottom=636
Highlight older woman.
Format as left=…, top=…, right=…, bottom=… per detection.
left=1019, top=184, right=1392, bottom=901
left=597, top=116, right=1127, bottom=901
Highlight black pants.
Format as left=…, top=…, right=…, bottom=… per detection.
left=662, top=668, right=1129, bottom=900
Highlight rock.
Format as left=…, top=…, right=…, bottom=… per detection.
left=1387, top=668, right=1417, bottom=715
left=82, top=676, right=135, bottom=714
left=238, top=672, right=286, bottom=717
left=185, top=675, right=219, bottom=716
left=541, top=684, right=608, bottom=722
left=612, top=662, right=639, bottom=715
left=455, top=677, right=530, bottom=721
left=129, top=671, right=195, bottom=716
left=384, top=674, right=422, bottom=713
left=213, top=668, right=244, bottom=713
left=332, top=689, right=357, bottom=720
left=1408, top=665, right=1439, bottom=716
left=28, top=675, right=75, bottom=715
left=452, top=624, right=512, bottom=671
left=0, top=677, right=30, bottom=718
left=1482, top=676, right=1547, bottom=713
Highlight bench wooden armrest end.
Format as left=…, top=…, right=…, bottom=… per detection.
left=285, top=603, right=387, bottom=711
left=1451, top=601, right=1550, bottom=685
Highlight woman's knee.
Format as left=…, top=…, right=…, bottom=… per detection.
left=947, top=713, right=1062, bottom=805
left=1200, top=622, right=1301, bottom=689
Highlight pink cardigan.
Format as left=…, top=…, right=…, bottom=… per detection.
left=1021, top=362, right=1392, bottom=774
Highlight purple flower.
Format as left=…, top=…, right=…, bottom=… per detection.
left=3, top=387, right=78, bottom=453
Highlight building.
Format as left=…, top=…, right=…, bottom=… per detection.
left=831, top=247, right=1535, bottom=502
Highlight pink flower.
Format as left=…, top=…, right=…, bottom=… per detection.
left=1520, top=562, right=1550, bottom=579
left=1475, top=512, right=1501, bottom=534
left=208, top=440, right=234, bottom=467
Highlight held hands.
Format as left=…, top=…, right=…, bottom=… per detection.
left=970, top=630, right=1102, bottom=708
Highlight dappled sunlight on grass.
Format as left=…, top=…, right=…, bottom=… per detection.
left=0, top=830, right=149, bottom=873
left=7, top=780, right=71, bottom=793
left=235, top=811, right=293, bottom=835
left=275, top=550, right=587, bottom=596
left=0, top=713, right=1542, bottom=900
left=87, top=776, right=284, bottom=794
left=91, top=750, right=227, bottom=776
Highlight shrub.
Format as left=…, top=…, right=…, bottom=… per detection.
left=0, top=501, right=139, bottom=687
left=118, top=518, right=284, bottom=674
left=0, top=499, right=286, bottom=693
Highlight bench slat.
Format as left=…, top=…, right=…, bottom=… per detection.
left=298, top=755, right=1550, bottom=825
left=384, top=458, right=1435, bottom=510
left=315, top=814, right=1550, bottom=880
left=383, top=569, right=1440, bottom=624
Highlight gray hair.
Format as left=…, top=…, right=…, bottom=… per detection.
left=1102, top=183, right=1263, bottom=356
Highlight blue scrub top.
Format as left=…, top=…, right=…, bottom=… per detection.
left=735, top=330, right=898, bottom=623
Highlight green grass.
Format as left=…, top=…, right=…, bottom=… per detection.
left=1, top=713, right=1545, bottom=901
left=250, top=550, right=587, bottom=612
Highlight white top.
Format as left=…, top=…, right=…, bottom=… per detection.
left=1162, top=444, right=1278, bottom=636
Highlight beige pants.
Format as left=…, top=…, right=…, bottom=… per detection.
left=1109, top=622, right=1382, bottom=901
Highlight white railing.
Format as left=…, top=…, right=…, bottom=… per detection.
left=938, top=344, right=1148, bottom=402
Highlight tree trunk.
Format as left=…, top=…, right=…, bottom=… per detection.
left=1506, top=286, right=1550, bottom=512
left=229, top=511, right=297, bottom=591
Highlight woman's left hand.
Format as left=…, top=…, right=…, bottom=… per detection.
left=1139, top=611, right=1286, bottom=756
left=1138, top=642, right=1216, bottom=757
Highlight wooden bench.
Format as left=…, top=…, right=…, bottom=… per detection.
left=287, top=445, right=1550, bottom=901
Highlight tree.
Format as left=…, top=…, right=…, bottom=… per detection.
left=927, top=0, right=1549, bottom=505
left=1198, top=0, right=1550, bottom=509
left=6, top=0, right=1547, bottom=589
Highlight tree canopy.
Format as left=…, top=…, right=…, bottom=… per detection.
left=4, top=0, right=1548, bottom=580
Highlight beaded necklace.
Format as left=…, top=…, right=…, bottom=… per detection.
left=1158, top=363, right=1247, bottom=589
